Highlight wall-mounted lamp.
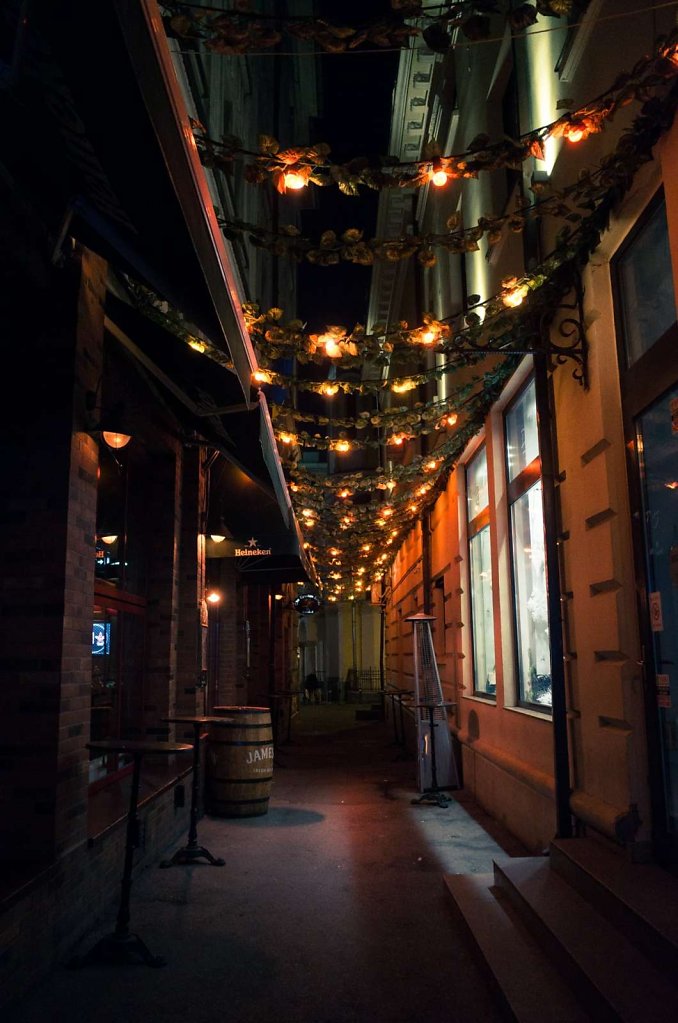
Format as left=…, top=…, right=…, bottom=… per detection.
left=99, top=534, right=118, bottom=545
left=86, top=392, right=132, bottom=450
left=208, top=517, right=232, bottom=544
left=206, top=589, right=222, bottom=605
left=274, top=593, right=284, bottom=601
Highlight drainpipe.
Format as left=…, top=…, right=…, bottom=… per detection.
left=534, top=352, right=573, bottom=839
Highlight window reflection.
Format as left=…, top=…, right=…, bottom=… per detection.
left=466, top=447, right=496, bottom=697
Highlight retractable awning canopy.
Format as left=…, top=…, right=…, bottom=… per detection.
left=1, top=0, right=313, bottom=584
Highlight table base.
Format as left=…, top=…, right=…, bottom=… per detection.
left=159, top=844, right=225, bottom=868
left=411, top=788, right=451, bottom=808
left=69, top=931, right=166, bottom=968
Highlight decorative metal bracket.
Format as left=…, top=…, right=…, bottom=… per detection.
left=537, top=264, right=589, bottom=389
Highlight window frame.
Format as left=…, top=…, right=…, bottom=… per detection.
left=503, top=377, right=552, bottom=711
left=465, top=444, right=497, bottom=700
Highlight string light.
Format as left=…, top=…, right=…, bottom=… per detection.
left=333, top=439, right=351, bottom=452
left=283, top=171, right=307, bottom=190
left=429, top=168, right=448, bottom=187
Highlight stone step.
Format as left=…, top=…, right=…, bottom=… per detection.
left=549, top=837, right=678, bottom=977
left=494, top=857, right=678, bottom=1022
left=444, top=872, right=592, bottom=1023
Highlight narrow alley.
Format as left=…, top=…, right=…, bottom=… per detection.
left=5, top=706, right=523, bottom=1023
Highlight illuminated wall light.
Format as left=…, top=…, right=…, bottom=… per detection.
left=102, top=431, right=132, bottom=450
left=283, top=171, right=307, bottom=190
left=274, top=593, right=284, bottom=601
left=99, top=534, right=118, bottom=545
left=206, top=590, right=222, bottom=605
left=665, top=482, right=678, bottom=490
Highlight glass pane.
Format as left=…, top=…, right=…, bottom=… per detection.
left=511, top=481, right=552, bottom=706
left=506, top=378, right=539, bottom=482
left=467, top=447, right=489, bottom=521
left=617, top=199, right=676, bottom=366
left=637, top=382, right=678, bottom=832
left=469, top=526, right=496, bottom=696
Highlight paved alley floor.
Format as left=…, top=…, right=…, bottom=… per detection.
left=7, top=706, right=526, bottom=1023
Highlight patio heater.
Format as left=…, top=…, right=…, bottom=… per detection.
left=406, top=612, right=458, bottom=807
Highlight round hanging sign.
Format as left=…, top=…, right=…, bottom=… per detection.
left=294, top=593, right=321, bottom=615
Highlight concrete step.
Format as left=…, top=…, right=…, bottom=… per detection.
left=444, top=872, right=592, bottom=1023
left=494, top=857, right=678, bottom=1022
left=549, top=837, right=678, bottom=978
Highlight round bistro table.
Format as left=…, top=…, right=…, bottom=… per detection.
left=160, top=716, right=236, bottom=868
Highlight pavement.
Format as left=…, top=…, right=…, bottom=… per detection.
left=6, top=704, right=527, bottom=1023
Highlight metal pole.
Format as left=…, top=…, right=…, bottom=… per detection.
left=534, top=352, right=573, bottom=839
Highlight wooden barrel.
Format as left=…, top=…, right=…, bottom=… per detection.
left=205, top=706, right=274, bottom=818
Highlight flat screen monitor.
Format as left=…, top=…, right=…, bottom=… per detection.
left=92, top=621, right=111, bottom=657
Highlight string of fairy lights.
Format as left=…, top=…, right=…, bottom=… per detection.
left=128, top=21, right=678, bottom=601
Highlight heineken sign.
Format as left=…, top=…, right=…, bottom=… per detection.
left=234, top=537, right=272, bottom=557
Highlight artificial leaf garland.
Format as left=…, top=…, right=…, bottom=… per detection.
left=161, top=0, right=583, bottom=57
left=192, top=28, right=677, bottom=196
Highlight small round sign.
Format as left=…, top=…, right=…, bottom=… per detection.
left=294, top=593, right=321, bottom=615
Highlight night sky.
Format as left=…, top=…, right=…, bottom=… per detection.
left=296, top=1, right=401, bottom=330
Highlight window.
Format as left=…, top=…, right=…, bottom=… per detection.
left=615, top=194, right=677, bottom=367
left=466, top=447, right=496, bottom=696
left=505, top=379, right=551, bottom=708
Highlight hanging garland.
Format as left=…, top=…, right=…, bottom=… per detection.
left=161, top=1, right=584, bottom=57
left=269, top=389, right=473, bottom=434
left=193, top=28, right=677, bottom=196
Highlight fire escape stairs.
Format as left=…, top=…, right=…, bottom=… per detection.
left=443, top=837, right=678, bottom=1022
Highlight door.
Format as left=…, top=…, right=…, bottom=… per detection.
left=636, top=385, right=678, bottom=843
left=615, top=189, right=678, bottom=859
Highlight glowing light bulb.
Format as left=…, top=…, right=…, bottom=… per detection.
left=564, top=124, right=587, bottom=143
left=324, top=338, right=342, bottom=358
left=279, top=432, right=295, bottom=445
left=391, top=380, right=416, bottom=394
left=284, top=171, right=306, bottom=190
left=502, top=284, right=529, bottom=308
left=382, top=507, right=393, bottom=517
left=424, top=459, right=439, bottom=472
left=420, top=328, right=437, bottom=345
left=337, top=489, right=351, bottom=499
left=429, top=168, right=448, bottom=187
left=361, top=544, right=371, bottom=552
left=334, top=439, right=351, bottom=453
left=253, top=370, right=271, bottom=384
left=321, top=381, right=339, bottom=396
left=188, top=337, right=207, bottom=353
